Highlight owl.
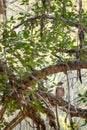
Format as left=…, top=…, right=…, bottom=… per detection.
left=56, top=82, right=64, bottom=99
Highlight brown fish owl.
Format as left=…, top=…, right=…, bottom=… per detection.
left=56, top=82, right=64, bottom=99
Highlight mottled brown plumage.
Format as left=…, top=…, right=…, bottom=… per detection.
left=56, top=87, right=64, bottom=99
left=56, top=82, right=64, bottom=99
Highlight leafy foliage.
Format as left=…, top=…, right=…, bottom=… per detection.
left=0, top=0, right=87, bottom=129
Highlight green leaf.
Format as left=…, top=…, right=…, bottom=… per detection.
left=23, top=30, right=29, bottom=38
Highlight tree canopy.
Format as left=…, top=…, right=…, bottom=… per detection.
left=0, top=0, right=87, bottom=130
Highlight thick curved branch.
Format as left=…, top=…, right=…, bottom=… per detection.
left=39, top=91, right=87, bottom=119
left=23, top=60, right=87, bottom=88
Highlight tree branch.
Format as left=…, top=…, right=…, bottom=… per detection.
left=3, top=112, right=25, bottom=130
left=56, top=48, right=87, bottom=54
left=39, top=91, right=87, bottom=119
left=23, top=60, right=87, bottom=89
left=0, top=104, right=7, bottom=120
left=8, top=14, right=87, bottom=33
